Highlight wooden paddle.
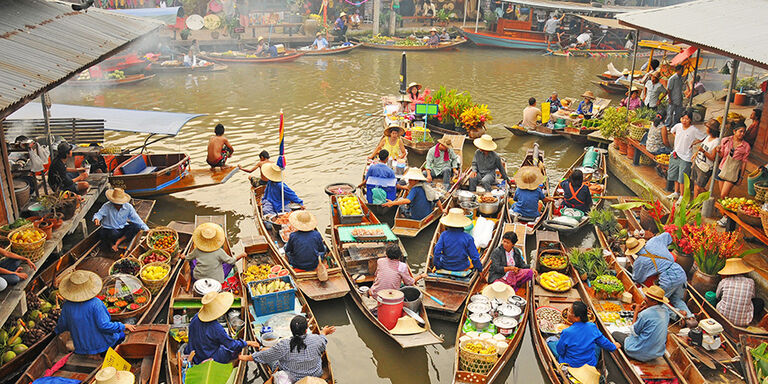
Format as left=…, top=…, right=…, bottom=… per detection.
left=416, top=286, right=445, bottom=306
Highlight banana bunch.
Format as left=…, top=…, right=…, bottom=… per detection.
left=252, top=279, right=292, bottom=296
left=540, top=271, right=571, bottom=291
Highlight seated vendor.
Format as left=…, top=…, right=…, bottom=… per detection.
left=207, top=124, right=234, bottom=170
left=577, top=91, right=595, bottom=116
left=55, top=270, right=136, bottom=354
left=261, top=163, right=304, bottom=215
left=362, top=149, right=398, bottom=204
left=369, top=124, right=406, bottom=162
left=559, top=169, right=592, bottom=214
left=433, top=208, right=483, bottom=273
left=186, top=291, right=259, bottom=364
left=370, top=244, right=426, bottom=298
left=426, top=28, right=440, bottom=47
left=620, top=87, right=642, bottom=111
left=717, top=258, right=763, bottom=327
left=311, top=32, right=329, bottom=50
left=510, top=166, right=546, bottom=219
left=522, top=98, right=541, bottom=129
left=548, top=301, right=618, bottom=369
left=612, top=285, right=669, bottom=362
left=469, top=135, right=509, bottom=192
left=255, top=36, right=278, bottom=57
left=48, top=142, right=90, bottom=194
left=382, top=167, right=441, bottom=221
left=93, top=188, right=149, bottom=252
left=285, top=211, right=326, bottom=272
left=545, top=91, right=562, bottom=114
left=487, top=231, right=533, bottom=287
left=425, top=137, right=460, bottom=189
left=186, top=223, right=245, bottom=283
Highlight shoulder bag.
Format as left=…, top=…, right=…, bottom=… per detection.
left=719, top=146, right=742, bottom=183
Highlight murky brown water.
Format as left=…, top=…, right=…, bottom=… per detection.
left=50, top=48, right=636, bottom=383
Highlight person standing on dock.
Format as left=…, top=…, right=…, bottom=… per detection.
left=469, top=135, right=509, bottom=192
left=665, top=110, right=706, bottom=204
left=544, top=13, right=564, bottom=50
left=93, top=188, right=149, bottom=252
left=207, top=123, right=234, bottom=170
left=665, top=65, right=686, bottom=126
left=332, top=12, right=348, bottom=42
left=641, top=72, right=666, bottom=111
left=522, top=97, right=541, bottom=129
left=612, top=285, right=669, bottom=362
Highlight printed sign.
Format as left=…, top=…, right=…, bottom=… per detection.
left=102, top=347, right=131, bottom=371
left=415, top=103, right=439, bottom=116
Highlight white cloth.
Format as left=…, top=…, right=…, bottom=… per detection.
left=415, top=182, right=440, bottom=202
left=27, top=144, right=49, bottom=173
left=694, top=136, right=720, bottom=172
left=576, top=33, right=591, bottom=45
left=471, top=216, right=494, bottom=249
left=670, top=123, right=707, bottom=162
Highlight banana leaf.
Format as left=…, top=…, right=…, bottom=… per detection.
left=752, top=343, right=768, bottom=381
left=185, top=360, right=234, bottom=384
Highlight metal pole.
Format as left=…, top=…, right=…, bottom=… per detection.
left=462, top=0, right=467, bottom=27
left=373, top=0, right=381, bottom=35
left=687, top=49, right=701, bottom=109
left=473, top=0, right=481, bottom=32
left=625, top=30, right=639, bottom=122
left=702, top=60, right=739, bottom=218
left=41, top=93, right=53, bottom=164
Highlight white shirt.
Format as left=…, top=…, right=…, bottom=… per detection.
left=671, top=123, right=707, bottom=162
left=576, top=33, right=591, bottom=45
left=694, top=136, right=720, bottom=171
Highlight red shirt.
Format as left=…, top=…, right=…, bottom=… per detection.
left=719, top=136, right=750, bottom=169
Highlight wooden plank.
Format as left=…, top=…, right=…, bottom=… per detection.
left=195, top=215, right=226, bottom=229
left=128, top=167, right=238, bottom=198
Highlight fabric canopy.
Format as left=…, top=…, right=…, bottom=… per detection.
left=573, top=15, right=633, bottom=30
left=108, top=7, right=180, bottom=25
left=8, top=103, right=204, bottom=136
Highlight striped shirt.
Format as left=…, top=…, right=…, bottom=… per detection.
left=251, top=334, right=327, bottom=382
left=370, top=258, right=414, bottom=298
left=717, top=276, right=754, bottom=327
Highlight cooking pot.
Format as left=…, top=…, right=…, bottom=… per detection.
left=469, top=312, right=492, bottom=330
left=508, top=295, right=527, bottom=309
left=470, top=294, right=490, bottom=304
left=497, top=304, right=522, bottom=322
left=478, top=199, right=500, bottom=216
left=193, top=278, right=222, bottom=296
left=467, top=301, right=492, bottom=314
left=456, top=190, right=476, bottom=204
left=493, top=316, right=519, bottom=336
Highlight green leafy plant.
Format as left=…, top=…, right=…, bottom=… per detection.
left=599, top=107, right=632, bottom=140
left=723, top=76, right=759, bottom=91
left=427, top=86, right=473, bottom=126
left=435, top=9, right=451, bottom=22
left=592, top=275, right=624, bottom=295
left=569, top=248, right=608, bottom=281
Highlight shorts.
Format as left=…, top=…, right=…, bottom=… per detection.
left=667, top=155, right=691, bottom=184
left=715, top=167, right=743, bottom=184
left=690, top=163, right=713, bottom=188
left=546, top=32, right=556, bottom=42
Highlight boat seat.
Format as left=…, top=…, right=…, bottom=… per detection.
left=120, top=155, right=157, bottom=175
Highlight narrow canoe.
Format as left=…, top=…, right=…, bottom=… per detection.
left=453, top=223, right=529, bottom=383
left=250, top=186, right=350, bottom=301
left=360, top=39, right=466, bottom=51
left=149, top=62, right=228, bottom=73
left=427, top=122, right=486, bottom=139
left=199, top=51, right=305, bottom=63
left=67, top=74, right=155, bottom=87
left=592, top=80, right=629, bottom=95
left=504, top=123, right=562, bottom=138
left=298, top=43, right=361, bottom=56
left=358, top=131, right=409, bottom=221
left=510, top=146, right=551, bottom=236
left=329, top=194, right=443, bottom=348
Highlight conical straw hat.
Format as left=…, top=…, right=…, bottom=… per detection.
left=473, top=134, right=497, bottom=151
left=59, top=270, right=102, bottom=302
left=719, top=257, right=754, bottom=276
left=95, top=367, right=135, bottom=384
left=193, top=222, right=226, bottom=252
left=289, top=210, right=318, bottom=232
left=198, top=291, right=234, bottom=322
left=440, top=208, right=471, bottom=228
left=262, top=163, right=284, bottom=182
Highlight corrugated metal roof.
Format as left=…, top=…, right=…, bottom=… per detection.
left=500, top=0, right=646, bottom=14
left=573, top=14, right=633, bottom=30
left=0, top=0, right=162, bottom=120
left=617, top=0, right=768, bottom=70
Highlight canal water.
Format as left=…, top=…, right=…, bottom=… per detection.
left=51, top=48, right=635, bottom=383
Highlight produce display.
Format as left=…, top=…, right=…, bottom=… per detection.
left=141, top=264, right=169, bottom=281
left=351, top=227, right=385, bottom=238
left=148, top=233, right=177, bottom=253
left=222, top=274, right=241, bottom=295
left=9, top=228, right=44, bottom=245
left=539, top=271, right=571, bottom=292
left=338, top=195, right=362, bottom=216
left=540, top=253, right=568, bottom=270
left=1, top=218, right=30, bottom=232
left=1, top=291, right=60, bottom=364
left=462, top=341, right=497, bottom=355
left=750, top=342, right=768, bottom=382
left=242, top=264, right=289, bottom=284
left=536, top=306, right=565, bottom=333
left=111, top=258, right=141, bottom=276
left=106, top=70, right=125, bottom=80
left=740, top=202, right=761, bottom=218
left=99, top=276, right=149, bottom=316
left=569, top=248, right=607, bottom=281
left=655, top=154, right=670, bottom=165
left=363, top=34, right=426, bottom=46
left=250, top=278, right=293, bottom=296
left=478, top=195, right=497, bottom=203
left=719, top=197, right=757, bottom=212
left=270, top=213, right=291, bottom=225
left=76, top=71, right=91, bottom=81
left=280, top=224, right=297, bottom=243
left=599, top=302, right=623, bottom=312
left=140, top=250, right=168, bottom=265
left=598, top=311, right=620, bottom=323
left=591, top=275, right=624, bottom=295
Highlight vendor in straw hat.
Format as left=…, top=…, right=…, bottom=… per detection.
left=382, top=167, right=443, bottom=221
left=433, top=208, right=482, bottom=273
left=55, top=270, right=136, bottom=354
left=240, top=315, right=335, bottom=383
left=93, top=188, right=149, bottom=252
left=558, top=169, right=592, bottom=214
left=332, top=12, right=348, bottom=41
left=488, top=230, right=534, bottom=287
left=717, top=258, right=763, bottom=327
left=186, top=291, right=259, bottom=364
left=611, top=285, right=670, bottom=362
left=285, top=211, right=326, bottom=272
left=547, top=301, right=618, bottom=375
left=426, top=27, right=440, bottom=47
left=510, top=165, right=546, bottom=219
left=425, top=136, right=460, bottom=189
left=577, top=91, right=595, bottom=116
left=469, top=134, right=509, bottom=192
left=260, top=163, right=304, bottom=216
left=620, top=87, right=642, bottom=111
left=361, top=149, right=398, bottom=205
left=311, top=32, right=329, bottom=50
left=406, top=82, right=426, bottom=112
left=94, top=367, right=134, bottom=384
left=625, top=234, right=696, bottom=327
left=186, top=222, right=245, bottom=283
left=369, top=123, right=406, bottom=162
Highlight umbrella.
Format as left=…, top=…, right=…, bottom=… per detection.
left=399, top=52, right=407, bottom=95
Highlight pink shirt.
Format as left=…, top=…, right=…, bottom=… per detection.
left=719, top=136, right=751, bottom=169
left=370, top=258, right=415, bottom=297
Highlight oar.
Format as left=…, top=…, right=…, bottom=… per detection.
left=416, top=286, right=445, bottom=306
left=402, top=307, right=425, bottom=325
left=670, top=334, right=716, bottom=370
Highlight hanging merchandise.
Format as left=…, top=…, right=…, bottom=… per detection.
left=343, top=0, right=370, bottom=5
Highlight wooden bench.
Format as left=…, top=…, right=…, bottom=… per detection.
left=626, top=137, right=658, bottom=166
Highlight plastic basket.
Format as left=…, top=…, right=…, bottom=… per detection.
left=138, top=249, right=171, bottom=266
left=9, top=227, right=46, bottom=262
left=109, top=257, right=142, bottom=277
left=145, top=227, right=180, bottom=258
left=247, top=275, right=296, bottom=317
left=458, top=339, right=499, bottom=375
left=139, top=261, right=171, bottom=294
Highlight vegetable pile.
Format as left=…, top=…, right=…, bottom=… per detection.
left=99, top=282, right=149, bottom=315
left=591, top=275, right=624, bottom=295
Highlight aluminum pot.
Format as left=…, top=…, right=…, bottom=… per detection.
left=456, top=190, right=476, bottom=204
left=497, top=304, right=522, bottom=322
left=467, top=301, right=492, bottom=314
left=508, top=295, right=527, bottom=309
left=478, top=198, right=500, bottom=216
left=470, top=294, right=490, bottom=304
left=469, top=312, right=492, bottom=330
left=493, top=316, right=519, bottom=336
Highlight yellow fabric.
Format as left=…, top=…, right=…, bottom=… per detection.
left=382, top=136, right=402, bottom=158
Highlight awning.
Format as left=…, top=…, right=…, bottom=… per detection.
left=8, top=103, right=204, bottom=136
left=499, top=0, right=646, bottom=14
left=572, top=15, right=632, bottom=30
left=617, top=0, right=768, bottom=70
left=108, top=7, right=180, bottom=25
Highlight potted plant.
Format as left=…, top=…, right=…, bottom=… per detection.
left=180, top=28, right=191, bottom=41
left=435, top=9, right=451, bottom=27
left=588, top=208, right=627, bottom=254
left=599, top=107, right=630, bottom=155
left=459, top=104, right=492, bottom=139
left=427, top=86, right=473, bottom=132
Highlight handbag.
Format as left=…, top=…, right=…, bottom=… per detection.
left=719, top=148, right=742, bottom=183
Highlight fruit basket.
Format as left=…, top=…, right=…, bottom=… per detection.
left=738, top=205, right=762, bottom=227
left=99, top=274, right=151, bottom=320
left=537, top=271, right=572, bottom=293
left=138, top=249, right=170, bottom=266
left=9, top=227, right=46, bottom=262
left=140, top=262, right=171, bottom=294
left=458, top=339, right=499, bottom=375
left=146, top=227, right=180, bottom=258
left=247, top=275, right=296, bottom=317
left=109, top=257, right=142, bottom=277
left=537, top=249, right=569, bottom=273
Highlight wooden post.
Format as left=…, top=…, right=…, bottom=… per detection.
left=388, top=1, right=396, bottom=36
left=373, top=0, right=381, bottom=35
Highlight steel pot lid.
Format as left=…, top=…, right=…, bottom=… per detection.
left=470, top=294, right=490, bottom=303
left=467, top=301, right=492, bottom=314
left=469, top=312, right=492, bottom=323
left=498, top=304, right=522, bottom=318
left=194, top=278, right=222, bottom=295
left=493, top=316, right=518, bottom=329
left=508, top=295, right=527, bottom=307
left=186, top=14, right=204, bottom=31
left=458, top=190, right=475, bottom=198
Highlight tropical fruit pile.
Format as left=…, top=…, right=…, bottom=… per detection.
left=10, top=229, right=44, bottom=245
left=720, top=197, right=757, bottom=212
left=462, top=342, right=497, bottom=355
left=338, top=195, right=362, bottom=216
left=540, top=253, right=568, bottom=270
left=251, top=279, right=292, bottom=296
left=1, top=292, right=60, bottom=365
left=141, top=264, right=169, bottom=281
left=242, top=264, right=288, bottom=284
left=539, top=271, right=571, bottom=292
left=655, top=154, right=670, bottom=165
left=106, top=70, right=125, bottom=80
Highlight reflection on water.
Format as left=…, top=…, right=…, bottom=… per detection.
left=51, top=48, right=634, bottom=383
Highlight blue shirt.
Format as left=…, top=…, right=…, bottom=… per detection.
left=560, top=180, right=592, bottom=213
left=577, top=100, right=593, bottom=115
left=185, top=314, right=247, bottom=364
left=433, top=228, right=483, bottom=271
left=92, top=202, right=149, bottom=230
left=55, top=297, right=125, bottom=355
left=556, top=321, right=616, bottom=368
left=285, top=230, right=326, bottom=271
left=512, top=188, right=544, bottom=218
left=262, top=181, right=303, bottom=215
left=631, top=232, right=687, bottom=290
left=366, top=163, right=397, bottom=203
left=406, top=185, right=432, bottom=221
left=624, top=305, right=669, bottom=361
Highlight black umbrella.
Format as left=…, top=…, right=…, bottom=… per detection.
left=399, top=52, right=407, bottom=95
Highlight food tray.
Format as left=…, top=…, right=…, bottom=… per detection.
left=337, top=224, right=397, bottom=243
left=536, top=275, right=572, bottom=293
left=536, top=306, right=564, bottom=333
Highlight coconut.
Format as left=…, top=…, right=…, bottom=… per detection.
left=27, top=310, right=41, bottom=321
left=2, top=351, right=15, bottom=363
left=39, top=301, right=53, bottom=313
left=12, top=344, right=27, bottom=354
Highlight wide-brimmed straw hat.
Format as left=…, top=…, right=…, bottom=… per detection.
left=481, top=281, right=515, bottom=301
left=316, top=32, right=322, bottom=37
left=403, top=167, right=427, bottom=182
left=437, top=137, right=453, bottom=148
left=258, top=36, right=264, bottom=41
left=106, top=188, right=131, bottom=204
left=624, top=237, right=646, bottom=256
left=440, top=207, right=472, bottom=228
left=193, top=222, right=226, bottom=252
left=59, top=270, right=102, bottom=302
left=566, top=364, right=600, bottom=384
left=642, top=285, right=669, bottom=304
left=198, top=291, right=234, bottom=322
left=390, top=316, right=426, bottom=335
left=473, top=134, right=497, bottom=151
left=515, top=166, right=544, bottom=190
left=384, top=123, right=405, bottom=136
left=95, top=367, right=135, bottom=384
left=719, top=257, right=754, bottom=276
left=340, top=12, right=347, bottom=16
left=262, top=163, right=284, bottom=182
left=429, top=27, right=438, bottom=33
left=581, top=90, right=596, bottom=100
left=407, top=82, right=422, bottom=91
left=296, top=377, right=327, bottom=384
left=628, top=86, right=640, bottom=94
left=289, top=210, right=317, bottom=232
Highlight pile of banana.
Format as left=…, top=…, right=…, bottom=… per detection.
left=539, top=271, right=571, bottom=292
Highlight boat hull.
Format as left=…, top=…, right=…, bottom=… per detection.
left=299, top=43, right=361, bottom=56
left=360, top=39, right=466, bottom=51
left=460, top=29, right=547, bottom=50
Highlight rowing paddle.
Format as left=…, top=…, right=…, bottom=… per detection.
left=416, top=286, right=445, bottom=306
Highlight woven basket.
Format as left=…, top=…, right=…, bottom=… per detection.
left=628, top=124, right=647, bottom=141
left=9, top=227, right=46, bottom=262
left=109, top=257, right=142, bottom=277
left=761, top=210, right=768, bottom=237
left=140, top=261, right=171, bottom=294
left=101, top=275, right=152, bottom=320
left=145, top=227, right=180, bottom=258
left=738, top=207, right=762, bottom=228
left=138, top=249, right=171, bottom=266
left=458, top=339, right=499, bottom=375
left=756, top=181, right=768, bottom=203
left=638, top=154, right=654, bottom=166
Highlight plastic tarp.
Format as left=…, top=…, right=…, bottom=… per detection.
left=108, top=7, right=180, bottom=25
left=8, top=103, right=204, bottom=136
left=573, top=14, right=633, bottom=30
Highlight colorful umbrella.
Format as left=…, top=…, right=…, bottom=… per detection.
left=277, top=110, right=285, bottom=169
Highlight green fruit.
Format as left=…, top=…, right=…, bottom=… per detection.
left=12, top=344, right=27, bottom=354
left=39, top=302, right=52, bottom=314
left=2, top=351, right=15, bottom=363
left=0, top=330, right=8, bottom=344
left=619, top=229, right=628, bottom=237
left=48, top=291, right=59, bottom=302
left=27, top=310, right=40, bottom=321
left=26, top=321, right=35, bottom=329
left=8, top=336, right=22, bottom=347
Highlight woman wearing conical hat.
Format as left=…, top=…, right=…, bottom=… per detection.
left=186, top=291, right=259, bottom=364
left=432, top=208, right=483, bottom=273
left=577, top=91, right=595, bottom=116
left=186, top=223, right=246, bottom=283
left=285, top=211, right=327, bottom=272
left=382, top=167, right=442, bottom=221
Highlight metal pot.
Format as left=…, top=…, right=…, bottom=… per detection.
left=508, top=295, right=527, bottom=309
left=478, top=199, right=500, bottom=216
left=470, top=294, right=490, bottom=304
left=493, top=316, right=519, bottom=336
left=497, top=304, right=522, bottom=322
left=456, top=190, right=476, bottom=204
left=467, top=301, right=492, bottom=314
left=469, top=312, right=492, bottom=330
left=460, top=201, right=479, bottom=218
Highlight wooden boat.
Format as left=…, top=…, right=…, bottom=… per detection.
left=740, top=334, right=768, bottom=384
left=592, top=80, right=629, bottom=95
left=67, top=73, right=155, bottom=87
left=360, top=38, right=466, bottom=51
left=328, top=194, right=443, bottom=348
left=689, top=285, right=768, bottom=342
left=390, top=179, right=455, bottom=238
left=460, top=28, right=547, bottom=50
left=545, top=48, right=630, bottom=57
left=452, top=223, right=529, bottom=383
left=199, top=50, right=305, bottom=63
left=16, top=324, right=168, bottom=384
left=165, top=215, right=248, bottom=384
left=99, top=53, right=151, bottom=75
left=510, top=146, right=551, bottom=236
left=542, top=148, right=607, bottom=234
left=250, top=186, right=350, bottom=301
left=426, top=121, right=486, bottom=140
left=422, top=170, right=508, bottom=320
left=298, top=43, right=361, bottom=56
left=107, top=153, right=238, bottom=197
left=149, top=61, right=228, bottom=74
left=504, top=122, right=563, bottom=139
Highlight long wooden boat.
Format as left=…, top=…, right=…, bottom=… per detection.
left=199, top=51, right=305, bottom=63
left=16, top=324, right=168, bottom=384
left=510, top=146, right=551, bottom=236
left=99, top=53, right=151, bottom=75
left=504, top=122, right=563, bottom=139
left=453, top=223, right=529, bottom=383
left=298, top=43, right=361, bottom=56
left=360, top=38, right=466, bottom=51
left=359, top=123, right=410, bottom=220
left=542, top=148, right=607, bottom=234
left=422, top=171, right=508, bottom=320
left=740, top=334, right=768, bottom=384
left=460, top=28, right=547, bottom=50
left=67, top=73, right=155, bottom=87
left=165, top=215, right=248, bottom=384
left=426, top=121, right=486, bottom=140
left=149, top=61, right=228, bottom=74
left=107, top=153, right=238, bottom=197
left=545, top=48, right=630, bottom=57
left=250, top=186, right=350, bottom=301
left=329, top=194, right=443, bottom=347
left=592, top=80, right=629, bottom=95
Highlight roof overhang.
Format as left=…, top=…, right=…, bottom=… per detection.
left=499, top=0, right=645, bottom=14
left=108, top=7, right=180, bottom=25
left=573, top=14, right=633, bottom=30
